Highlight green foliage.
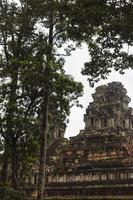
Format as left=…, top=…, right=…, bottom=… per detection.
left=0, top=187, right=25, bottom=200
left=82, top=0, right=133, bottom=86
left=0, top=0, right=84, bottom=188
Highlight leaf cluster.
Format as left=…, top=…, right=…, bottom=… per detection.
left=82, top=0, right=133, bottom=86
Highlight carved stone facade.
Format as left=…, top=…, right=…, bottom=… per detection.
left=51, top=122, right=66, bottom=140
left=84, top=82, right=133, bottom=133
left=29, top=82, right=133, bottom=199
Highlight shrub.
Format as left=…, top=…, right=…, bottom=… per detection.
left=0, top=187, right=25, bottom=200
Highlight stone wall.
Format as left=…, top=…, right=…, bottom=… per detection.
left=47, top=167, right=133, bottom=184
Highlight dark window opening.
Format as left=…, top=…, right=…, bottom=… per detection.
left=91, top=118, right=94, bottom=126
left=123, top=120, right=125, bottom=127
left=58, top=130, right=62, bottom=138
left=63, top=157, right=67, bottom=164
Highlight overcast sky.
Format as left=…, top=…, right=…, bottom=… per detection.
left=64, top=45, right=133, bottom=138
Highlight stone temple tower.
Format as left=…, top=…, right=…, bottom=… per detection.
left=84, top=82, right=133, bottom=134
left=30, top=82, right=133, bottom=199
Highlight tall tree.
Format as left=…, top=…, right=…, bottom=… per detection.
left=0, top=0, right=83, bottom=190
left=31, top=1, right=111, bottom=199
left=0, top=0, right=38, bottom=186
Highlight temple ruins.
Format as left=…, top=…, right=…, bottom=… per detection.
left=29, top=82, right=133, bottom=199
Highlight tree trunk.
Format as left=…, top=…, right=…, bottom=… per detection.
left=11, top=143, right=18, bottom=187
left=7, top=68, right=19, bottom=188
left=37, top=10, right=54, bottom=200
left=37, top=92, right=49, bottom=200
left=1, top=150, right=9, bottom=184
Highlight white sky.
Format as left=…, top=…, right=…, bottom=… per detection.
left=64, top=45, right=133, bottom=138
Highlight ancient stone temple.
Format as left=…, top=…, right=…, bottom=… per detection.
left=45, top=82, right=133, bottom=199
left=84, top=82, right=133, bottom=134
left=31, top=82, right=133, bottom=199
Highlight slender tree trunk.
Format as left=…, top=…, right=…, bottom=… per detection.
left=37, top=92, right=49, bottom=200
left=7, top=68, right=19, bottom=188
left=37, top=9, right=54, bottom=200
left=11, top=142, right=18, bottom=187
left=1, top=150, right=9, bottom=184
